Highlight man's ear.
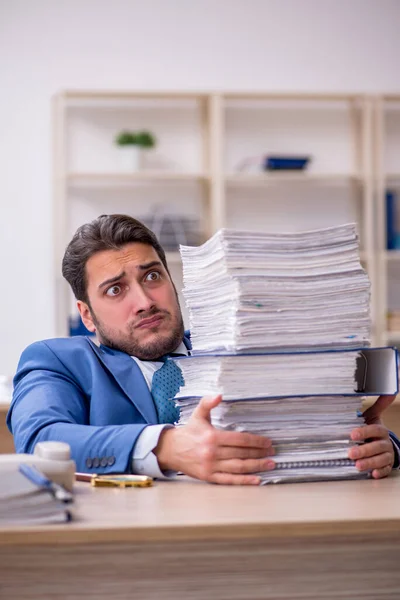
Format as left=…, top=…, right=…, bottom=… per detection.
left=77, top=301, right=96, bottom=333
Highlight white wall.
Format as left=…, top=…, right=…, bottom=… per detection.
left=0, top=0, right=399, bottom=376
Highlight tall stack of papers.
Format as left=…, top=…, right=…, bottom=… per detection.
left=180, top=224, right=371, bottom=353
left=176, top=224, right=374, bottom=484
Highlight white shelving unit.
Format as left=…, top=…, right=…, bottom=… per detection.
left=375, top=95, right=400, bottom=346
left=53, top=91, right=376, bottom=340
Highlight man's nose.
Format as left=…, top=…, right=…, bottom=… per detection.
left=129, top=284, right=155, bottom=314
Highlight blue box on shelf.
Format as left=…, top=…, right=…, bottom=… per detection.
left=264, top=155, right=311, bottom=171
left=386, top=190, right=400, bottom=250
left=68, top=315, right=95, bottom=337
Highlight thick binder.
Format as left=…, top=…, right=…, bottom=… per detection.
left=173, top=347, right=398, bottom=399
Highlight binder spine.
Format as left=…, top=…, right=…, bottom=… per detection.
left=275, top=459, right=355, bottom=469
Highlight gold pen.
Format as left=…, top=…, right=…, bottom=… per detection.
left=75, top=473, right=153, bottom=488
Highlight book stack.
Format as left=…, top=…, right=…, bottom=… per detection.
left=0, top=465, right=73, bottom=525
left=175, top=224, right=381, bottom=484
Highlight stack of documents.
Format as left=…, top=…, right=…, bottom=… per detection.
left=0, top=466, right=72, bottom=525
left=175, top=224, right=382, bottom=484
left=180, top=224, right=371, bottom=353
left=176, top=394, right=364, bottom=483
left=174, top=351, right=362, bottom=399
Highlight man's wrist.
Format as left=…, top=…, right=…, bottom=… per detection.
left=131, top=424, right=177, bottom=479
left=154, top=427, right=177, bottom=472
left=389, top=432, right=400, bottom=469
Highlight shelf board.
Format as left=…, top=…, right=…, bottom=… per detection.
left=386, top=173, right=400, bottom=182
left=67, top=172, right=209, bottom=187
left=383, top=330, right=400, bottom=343
left=62, top=90, right=208, bottom=101
left=60, top=90, right=358, bottom=103
left=384, top=251, right=400, bottom=261
left=225, top=173, right=362, bottom=185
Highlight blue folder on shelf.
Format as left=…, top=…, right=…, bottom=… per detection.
left=68, top=315, right=95, bottom=337
left=264, top=155, right=311, bottom=171
left=386, top=190, right=400, bottom=250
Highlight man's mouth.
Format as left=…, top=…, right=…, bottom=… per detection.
left=136, top=314, right=165, bottom=329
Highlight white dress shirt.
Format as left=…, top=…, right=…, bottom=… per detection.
left=130, top=342, right=188, bottom=479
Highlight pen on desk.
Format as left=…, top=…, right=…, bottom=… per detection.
left=75, top=473, right=153, bottom=487
left=19, top=464, right=73, bottom=503
left=75, top=472, right=96, bottom=482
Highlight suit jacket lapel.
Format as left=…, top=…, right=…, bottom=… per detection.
left=88, top=339, right=157, bottom=424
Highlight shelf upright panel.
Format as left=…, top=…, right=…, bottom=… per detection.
left=374, top=96, right=386, bottom=346
left=375, top=95, right=400, bottom=347
left=357, top=96, right=376, bottom=344
left=207, top=94, right=225, bottom=235
left=52, top=91, right=69, bottom=337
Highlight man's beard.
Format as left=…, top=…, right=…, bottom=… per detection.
left=90, top=305, right=185, bottom=360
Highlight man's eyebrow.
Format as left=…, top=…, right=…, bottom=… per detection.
left=137, top=260, right=162, bottom=271
left=98, top=262, right=163, bottom=290
left=98, top=271, right=125, bottom=290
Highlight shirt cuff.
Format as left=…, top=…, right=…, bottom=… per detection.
left=389, top=432, right=400, bottom=469
left=131, top=424, right=177, bottom=479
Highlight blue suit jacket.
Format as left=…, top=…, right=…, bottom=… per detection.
left=7, top=334, right=191, bottom=474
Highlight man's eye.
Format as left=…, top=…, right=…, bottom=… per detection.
left=105, top=285, right=121, bottom=297
left=146, top=271, right=161, bottom=282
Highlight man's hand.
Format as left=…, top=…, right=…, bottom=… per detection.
left=155, top=394, right=275, bottom=485
left=348, top=394, right=397, bottom=479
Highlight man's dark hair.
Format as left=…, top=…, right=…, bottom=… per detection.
left=62, top=214, right=169, bottom=303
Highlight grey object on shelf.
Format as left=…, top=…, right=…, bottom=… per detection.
left=140, top=206, right=202, bottom=250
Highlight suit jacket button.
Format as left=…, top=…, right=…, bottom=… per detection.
left=85, top=458, right=93, bottom=469
left=92, top=457, right=100, bottom=468
left=107, top=456, right=116, bottom=467
left=100, top=457, right=108, bottom=468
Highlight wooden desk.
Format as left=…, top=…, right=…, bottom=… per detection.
left=1, top=475, right=400, bottom=599
left=0, top=405, right=13, bottom=453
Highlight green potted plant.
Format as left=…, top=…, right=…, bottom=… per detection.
left=114, top=130, right=156, bottom=172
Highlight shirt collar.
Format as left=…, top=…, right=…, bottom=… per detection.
left=169, top=341, right=189, bottom=357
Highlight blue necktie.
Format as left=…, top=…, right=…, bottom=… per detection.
left=151, top=358, right=183, bottom=424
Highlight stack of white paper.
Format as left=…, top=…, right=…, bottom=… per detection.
left=175, top=393, right=365, bottom=483
left=174, top=351, right=361, bottom=400
left=180, top=224, right=370, bottom=353
left=175, top=224, right=372, bottom=484
left=0, top=468, right=72, bottom=524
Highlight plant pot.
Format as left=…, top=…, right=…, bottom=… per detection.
left=116, top=145, right=141, bottom=172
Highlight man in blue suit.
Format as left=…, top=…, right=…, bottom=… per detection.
left=7, top=214, right=400, bottom=483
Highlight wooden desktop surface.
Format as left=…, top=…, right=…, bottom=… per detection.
left=1, top=476, right=400, bottom=600
left=1, top=475, right=400, bottom=546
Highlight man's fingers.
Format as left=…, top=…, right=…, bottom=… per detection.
left=351, top=424, right=389, bottom=442
left=215, top=429, right=272, bottom=450
left=354, top=452, right=393, bottom=473
left=209, top=472, right=261, bottom=486
left=215, top=446, right=275, bottom=460
left=371, top=465, right=393, bottom=479
left=348, top=439, right=391, bottom=460
left=217, top=457, right=275, bottom=474
left=192, top=395, right=222, bottom=421
left=363, top=395, right=397, bottom=424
